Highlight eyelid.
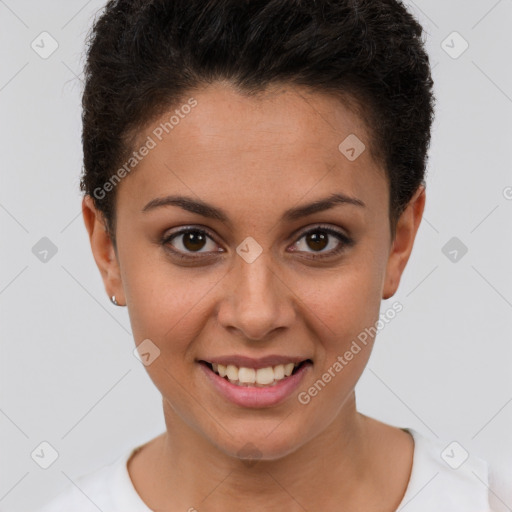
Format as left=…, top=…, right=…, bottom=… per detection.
left=162, top=224, right=219, bottom=243
left=291, top=223, right=350, bottom=241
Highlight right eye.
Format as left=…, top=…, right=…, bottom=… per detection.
left=161, top=227, right=224, bottom=258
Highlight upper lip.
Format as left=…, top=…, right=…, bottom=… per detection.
left=199, top=355, right=312, bottom=370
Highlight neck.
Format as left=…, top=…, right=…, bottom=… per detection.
left=147, top=393, right=374, bottom=511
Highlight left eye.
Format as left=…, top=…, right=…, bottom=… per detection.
left=290, top=227, right=351, bottom=257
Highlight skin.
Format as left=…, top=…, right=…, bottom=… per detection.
left=83, top=81, right=425, bottom=511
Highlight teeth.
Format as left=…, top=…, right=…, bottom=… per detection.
left=238, top=367, right=256, bottom=384
left=283, top=363, right=294, bottom=377
left=274, top=364, right=285, bottom=380
left=256, top=367, right=274, bottom=385
left=208, top=361, right=305, bottom=386
left=226, top=364, right=239, bottom=381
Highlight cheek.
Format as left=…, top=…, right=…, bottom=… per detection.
left=292, top=270, right=380, bottom=421
left=295, top=262, right=384, bottom=349
left=121, top=263, right=218, bottom=404
left=119, top=242, right=220, bottom=353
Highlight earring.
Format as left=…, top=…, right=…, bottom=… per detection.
left=111, top=295, right=120, bottom=306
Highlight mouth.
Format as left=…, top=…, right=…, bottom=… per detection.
left=199, top=359, right=313, bottom=387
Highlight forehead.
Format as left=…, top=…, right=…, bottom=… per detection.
left=165, top=82, right=371, bottom=165
left=119, top=82, right=387, bottom=217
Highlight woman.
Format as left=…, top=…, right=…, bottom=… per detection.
left=34, top=0, right=508, bottom=510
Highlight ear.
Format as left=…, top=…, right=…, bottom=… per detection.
left=82, top=195, right=125, bottom=306
left=382, top=185, right=426, bottom=300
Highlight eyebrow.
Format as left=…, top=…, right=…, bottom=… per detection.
left=142, top=192, right=365, bottom=222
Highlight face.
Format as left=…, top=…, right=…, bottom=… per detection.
left=84, top=81, right=424, bottom=461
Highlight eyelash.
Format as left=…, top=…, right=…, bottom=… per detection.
left=161, top=224, right=353, bottom=261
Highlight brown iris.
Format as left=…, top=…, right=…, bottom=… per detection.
left=182, top=231, right=207, bottom=252
left=306, top=231, right=329, bottom=252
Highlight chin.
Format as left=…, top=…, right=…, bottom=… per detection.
left=210, top=421, right=309, bottom=463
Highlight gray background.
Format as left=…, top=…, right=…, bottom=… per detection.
left=1, top=0, right=511, bottom=510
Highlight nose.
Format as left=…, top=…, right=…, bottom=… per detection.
left=216, top=249, right=296, bottom=342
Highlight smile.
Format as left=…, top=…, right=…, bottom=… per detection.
left=201, top=360, right=311, bottom=387
left=198, top=357, right=313, bottom=408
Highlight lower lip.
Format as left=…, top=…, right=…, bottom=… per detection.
left=199, top=362, right=312, bottom=408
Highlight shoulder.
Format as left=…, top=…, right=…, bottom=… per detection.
left=32, top=446, right=150, bottom=512
left=397, top=428, right=512, bottom=512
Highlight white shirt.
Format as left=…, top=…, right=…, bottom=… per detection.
left=33, top=428, right=511, bottom=511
